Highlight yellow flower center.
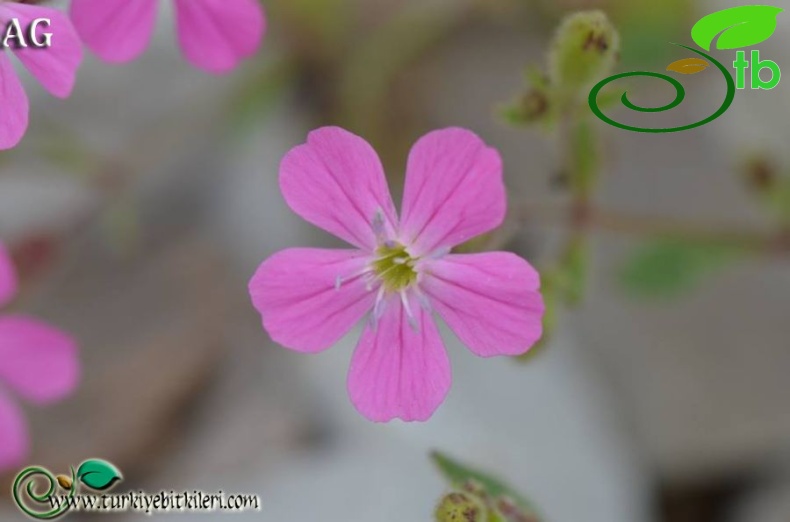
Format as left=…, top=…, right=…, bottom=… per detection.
left=372, top=243, right=418, bottom=292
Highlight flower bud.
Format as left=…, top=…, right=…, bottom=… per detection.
left=435, top=492, right=487, bottom=522
left=549, top=11, right=620, bottom=92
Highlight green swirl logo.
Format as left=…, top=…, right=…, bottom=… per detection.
left=12, top=459, right=123, bottom=520
left=13, top=467, right=76, bottom=520
left=590, top=5, right=784, bottom=132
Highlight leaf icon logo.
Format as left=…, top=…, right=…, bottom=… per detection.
left=691, top=5, right=784, bottom=51
left=667, top=57, right=710, bottom=74
left=76, top=460, right=123, bottom=491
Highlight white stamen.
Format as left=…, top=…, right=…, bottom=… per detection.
left=335, top=266, right=375, bottom=291
left=372, top=208, right=389, bottom=245
left=400, top=291, right=419, bottom=332
left=371, top=285, right=387, bottom=329
left=426, top=245, right=451, bottom=260
left=413, top=286, right=433, bottom=313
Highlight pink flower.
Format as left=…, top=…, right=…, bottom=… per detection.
left=0, top=2, right=82, bottom=150
left=70, top=0, right=266, bottom=74
left=0, top=242, right=79, bottom=471
left=249, top=127, right=545, bottom=422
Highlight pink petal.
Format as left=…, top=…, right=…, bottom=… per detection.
left=0, top=390, right=28, bottom=472
left=0, top=52, right=29, bottom=150
left=280, top=127, right=398, bottom=251
left=70, top=0, right=157, bottom=63
left=174, top=0, right=266, bottom=74
left=0, top=242, right=18, bottom=308
left=0, top=315, right=80, bottom=405
left=422, top=252, right=544, bottom=357
left=399, top=128, right=506, bottom=256
left=2, top=3, right=82, bottom=98
left=348, top=293, right=451, bottom=422
left=249, top=248, right=376, bottom=353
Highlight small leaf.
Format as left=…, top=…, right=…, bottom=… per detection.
left=666, top=57, right=710, bottom=75
left=431, top=452, right=538, bottom=517
left=76, top=460, right=123, bottom=491
left=691, top=5, right=783, bottom=51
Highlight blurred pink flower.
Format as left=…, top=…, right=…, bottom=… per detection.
left=249, top=127, right=545, bottom=422
left=0, top=2, right=82, bottom=150
left=0, top=242, right=79, bottom=471
left=70, top=0, right=266, bottom=74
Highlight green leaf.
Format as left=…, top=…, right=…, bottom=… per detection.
left=500, top=90, right=552, bottom=128
left=691, top=5, right=783, bottom=51
left=619, top=239, right=740, bottom=298
left=500, top=66, right=558, bottom=131
left=76, top=460, right=123, bottom=491
left=431, top=452, right=538, bottom=517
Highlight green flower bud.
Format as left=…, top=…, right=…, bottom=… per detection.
left=549, top=10, right=620, bottom=93
left=435, top=492, right=488, bottom=522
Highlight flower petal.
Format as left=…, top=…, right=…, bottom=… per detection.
left=0, top=315, right=80, bottom=405
left=0, top=242, right=18, bottom=308
left=174, top=0, right=266, bottom=74
left=348, top=293, right=451, bottom=422
left=0, top=390, right=28, bottom=472
left=249, top=248, right=376, bottom=353
left=280, top=127, right=398, bottom=251
left=70, top=0, right=157, bottom=63
left=0, top=52, right=29, bottom=150
left=422, top=252, right=544, bottom=357
left=399, top=128, right=506, bottom=256
left=2, top=3, right=82, bottom=98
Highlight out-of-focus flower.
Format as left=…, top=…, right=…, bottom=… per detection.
left=70, top=0, right=266, bottom=74
left=0, top=242, right=79, bottom=471
left=249, top=127, right=545, bottom=422
left=0, top=2, right=82, bottom=149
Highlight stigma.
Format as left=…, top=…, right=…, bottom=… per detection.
left=371, top=243, right=418, bottom=293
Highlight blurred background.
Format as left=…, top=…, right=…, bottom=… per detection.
left=1, top=0, right=789, bottom=520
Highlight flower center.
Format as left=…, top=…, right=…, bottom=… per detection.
left=371, top=243, right=418, bottom=292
